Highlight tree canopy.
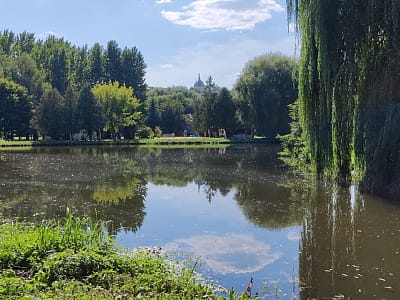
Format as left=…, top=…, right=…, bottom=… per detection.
left=286, top=0, right=400, bottom=199
left=92, top=82, right=142, bottom=137
left=0, top=30, right=147, bottom=140
left=234, top=54, right=297, bottom=138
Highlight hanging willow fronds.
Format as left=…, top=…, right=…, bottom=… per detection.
left=286, top=0, right=400, bottom=198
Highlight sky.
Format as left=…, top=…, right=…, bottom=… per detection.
left=0, top=0, right=296, bottom=89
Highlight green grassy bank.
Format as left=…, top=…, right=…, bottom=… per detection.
left=0, top=215, right=250, bottom=299
left=0, top=137, right=270, bottom=149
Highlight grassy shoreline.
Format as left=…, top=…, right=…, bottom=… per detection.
left=0, top=215, right=249, bottom=299
left=0, top=137, right=270, bottom=149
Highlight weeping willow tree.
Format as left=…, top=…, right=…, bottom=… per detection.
left=286, top=0, right=400, bottom=199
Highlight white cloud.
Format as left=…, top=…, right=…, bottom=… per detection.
left=164, top=234, right=282, bottom=274
left=161, top=0, right=284, bottom=31
left=36, top=31, right=63, bottom=39
left=160, top=63, right=174, bottom=69
left=146, top=36, right=295, bottom=88
left=156, top=0, right=172, bottom=4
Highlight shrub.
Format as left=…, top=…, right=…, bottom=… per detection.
left=136, top=126, right=155, bottom=139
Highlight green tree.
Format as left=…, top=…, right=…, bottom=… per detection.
left=104, top=40, right=121, bottom=83
left=15, top=31, right=35, bottom=55
left=70, top=46, right=89, bottom=88
left=121, top=47, right=147, bottom=103
left=64, top=85, right=79, bottom=139
left=146, top=99, right=160, bottom=129
left=194, top=76, right=219, bottom=136
left=159, top=97, right=185, bottom=134
left=234, top=54, right=297, bottom=138
left=0, top=78, right=32, bottom=139
left=0, top=30, right=15, bottom=56
left=92, top=82, right=142, bottom=138
left=88, top=43, right=104, bottom=85
left=76, top=85, right=105, bottom=139
left=34, top=36, right=70, bottom=94
left=37, top=88, right=67, bottom=139
left=213, top=88, right=236, bottom=134
left=287, top=0, right=400, bottom=199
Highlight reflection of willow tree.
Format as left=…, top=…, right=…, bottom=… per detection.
left=299, top=185, right=400, bottom=300
left=299, top=185, right=355, bottom=299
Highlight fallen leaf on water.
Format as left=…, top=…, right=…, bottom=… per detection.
left=384, top=286, right=394, bottom=292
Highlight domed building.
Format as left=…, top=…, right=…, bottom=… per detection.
left=193, top=74, right=205, bottom=88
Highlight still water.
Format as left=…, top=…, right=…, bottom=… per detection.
left=0, top=145, right=399, bottom=299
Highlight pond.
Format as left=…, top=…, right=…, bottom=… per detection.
left=0, top=145, right=399, bottom=299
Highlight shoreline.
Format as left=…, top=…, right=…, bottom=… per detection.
left=0, top=137, right=273, bottom=148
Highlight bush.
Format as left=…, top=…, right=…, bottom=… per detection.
left=136, top=126, right=155, bottom=139
left=154, top=126, right=162, bottom=138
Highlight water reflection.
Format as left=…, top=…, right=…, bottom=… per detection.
left=299, top=185, right=400, bottom=300
left=165, top=234, right=282, bottom=274
left=1, top=146, right=400, bottom=298
left=0, top=147, right=147, bottom=233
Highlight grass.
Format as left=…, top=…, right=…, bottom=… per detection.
left=0, top=136, right=268, bottom=149
left=0, top=214, right=251, bottom=299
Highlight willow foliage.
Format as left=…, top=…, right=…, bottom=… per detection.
left=287, top=0, right=400, bottom=199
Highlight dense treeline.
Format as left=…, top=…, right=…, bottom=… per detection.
left=0, top=29, right=297, bottom=141
left=0, top=30, right=146, bottom=140
left=146, top=55, right=297, bottom=139
left=284, top=0, right=400, bottom=199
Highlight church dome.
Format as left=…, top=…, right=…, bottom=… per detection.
left=193, top=74, right=205, bottom=88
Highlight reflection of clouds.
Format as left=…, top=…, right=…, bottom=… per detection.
left=287, top=231, right=300, bottom=241
left=165, top=234, right=282, bottom=274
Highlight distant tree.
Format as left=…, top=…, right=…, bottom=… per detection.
left=0, top=30, right=15, bottom=56
left=64, top=85, right=79, bottom=139
left=120, top=47, right=147, bottom=103
left=195, top=76, right=218, bottom=135
left=234, top=53, right=297, bottom=138
left=34, top=36, right=70, bottom=94
left=76, top=85, right=105, bottom=139
left=146, top=99, right=160, bottom=129
left=92, top=82, right=142, bottom=138
left=88, top=43, right=104, bottom=85
left=14, top=31, right=35, bottom=55
left=0, top=78, right=32, bottom=139
left=7, top=54, right=45, bottom=99
left=214, top=88, right=237, bottom=134
left=70, top=46, right=89, bottom=88
left=159, top=97, right=185, bottom=133
left=37, top=88, right=67, bottom=139
left=146, top=86, right=201, bottom=135
left=104, top=40, right=121, bottom=83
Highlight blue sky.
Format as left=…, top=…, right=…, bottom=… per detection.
left=0, top=0, right=295, bottom=88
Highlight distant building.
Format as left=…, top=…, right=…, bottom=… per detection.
left=193, top=74, right=205, bottom=88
